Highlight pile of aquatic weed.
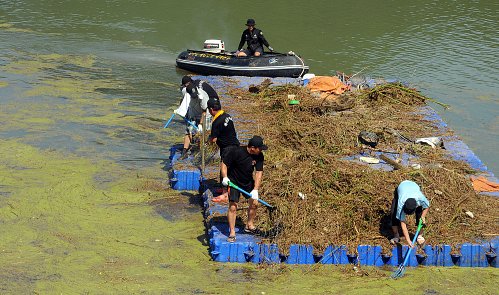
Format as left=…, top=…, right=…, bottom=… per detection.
left=222, top=81, right=499, bottom=254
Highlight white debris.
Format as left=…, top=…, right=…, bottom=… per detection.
left=465, top=211, right=474, bottom=218
left=359, top=156, right=380, bottom=164
left=410, top=163, right=421, bottom=170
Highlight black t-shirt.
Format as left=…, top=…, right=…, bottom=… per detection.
left=223, top=146, right=264, bottom=188
left=210, top=112, right=239, bottom=149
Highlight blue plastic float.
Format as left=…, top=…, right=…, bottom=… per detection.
left=166, top=75, right=498, bottom=267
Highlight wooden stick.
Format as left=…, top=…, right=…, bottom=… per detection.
left=380, top=154, right=404, bottom=170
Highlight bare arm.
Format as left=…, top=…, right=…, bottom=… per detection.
left=400, top=221, right=413, bottom=247
left=221, top=161, right=228, bottom=178
left=421, top=207, right=429, bottom=223
left=253, top=171, right=263, bottom=190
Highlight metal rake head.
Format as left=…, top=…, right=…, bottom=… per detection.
left=391, top=265, right=406, bottom=279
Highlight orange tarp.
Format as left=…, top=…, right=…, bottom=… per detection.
left=470, top=176, right=499, bottom=192
left=306, top=76, right=350, bottom=95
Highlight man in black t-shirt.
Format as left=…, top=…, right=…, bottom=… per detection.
left=221, top=136, right=267, bottom=242
left=207, top=98, right=240, bottom=202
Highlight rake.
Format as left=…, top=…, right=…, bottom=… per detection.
left=228, top=181, right=275, bottom=210
left=391, top=219, right=424, bottom=279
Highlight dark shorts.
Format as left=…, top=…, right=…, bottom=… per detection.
left=228, top=183, right=253, bottom=203
left=390, top=188, right=423, bottom=226
left=242, top=47, right=263, bottom=56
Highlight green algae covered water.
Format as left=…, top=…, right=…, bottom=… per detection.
left=0, top=1, right=497, bottom=293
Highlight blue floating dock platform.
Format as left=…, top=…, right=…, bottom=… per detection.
left=167, top=76, right=498, bottom=267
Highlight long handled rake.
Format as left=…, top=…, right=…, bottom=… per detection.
left=228, top=181, right=275, bottom=210
left=163, top=112, right=199, bottom=131
left=391, top=219, right=424, bottom=279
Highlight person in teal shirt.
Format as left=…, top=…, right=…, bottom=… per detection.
left=390, top=180, right=430, bottom=247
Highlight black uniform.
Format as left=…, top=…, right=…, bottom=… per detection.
left=210, top=111, right=240, bottom=151
left=238, top=28, right=270, bottom=55
left=223, top=146, right=264, bottom=202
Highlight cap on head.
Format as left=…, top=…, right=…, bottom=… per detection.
left=248, top=135, right=268, bottom=150
left=181, top=75, right=193, bottom=86
left=207, top=97, right=221, bottom=110
left=246, top=18, right=256, bottom=26
left=403, top=198, right=417, bottom=215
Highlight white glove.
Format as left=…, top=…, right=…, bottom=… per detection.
left=222, top=177, right=230, bottom=187
left=417, top=235, right=425, bottom=245
left=268, top=46, right=274, bottom=52
left=197, top=124, right=203, bottom=133
left=250, top=189, right=259, bottom=200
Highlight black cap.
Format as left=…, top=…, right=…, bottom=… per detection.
left=248, top=135, right=268, bottom=150
left=246, top=19, right=256, bottom=26
left=186, top=83, right=198, bottom=98
left=403, top=198, right=417, bottom=215
left=181, top=75, right=193, bottom=86
left=207, top=97, right=221, bottom=109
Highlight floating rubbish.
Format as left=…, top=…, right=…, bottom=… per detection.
left=434, top=189, right=443, bottom=195
left=288, top=94, right=300, bottom=105
left=359, top=156, right=380, bottom=164
left=415, top=137, right=443, bottom=148
left=358, top=131, right=379, bottom=148
left=298, top=192, right=306, bottom=200
left=465, top=211, right=474, bottom=218
left=410, top=163, right=421, bottom=170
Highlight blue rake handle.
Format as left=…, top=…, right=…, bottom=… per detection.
left=391, top=219, right=424, bottom=279
left=228, top=181, right=274, bottom=209
left=163, top=112, right=199, bottom=131
left=163, top=113, right=175, bottom=128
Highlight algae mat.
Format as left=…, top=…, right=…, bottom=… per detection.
left=0, top=139, right=496, bottom=295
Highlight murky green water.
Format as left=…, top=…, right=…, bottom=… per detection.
left=0, top=1, right=497, bottom=293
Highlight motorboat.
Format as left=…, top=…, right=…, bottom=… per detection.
left=176, top=40, right=309, bottom=78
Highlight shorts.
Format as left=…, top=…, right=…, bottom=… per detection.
left=390, top=188, right=423, bottom=226
left=219, top=145, right=239, bottom=182
left=390, top=188, right=400, bottom=226
left=242, top=47, right=263, bottom=56
left=228, top=183, right=253, bottom=203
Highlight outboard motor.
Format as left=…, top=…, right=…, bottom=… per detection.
left=203, top=40, right=225, bottom=53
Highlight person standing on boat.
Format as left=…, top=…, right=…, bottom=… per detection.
left=221, top=136, right=267, bottom=242
left=390, top=180, right=430, bottom=247
left=175, top=75, right=218, bottom=159
left=236, top=18, right=273, bottom=57
left=206, top=97, right=240, bottom=202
